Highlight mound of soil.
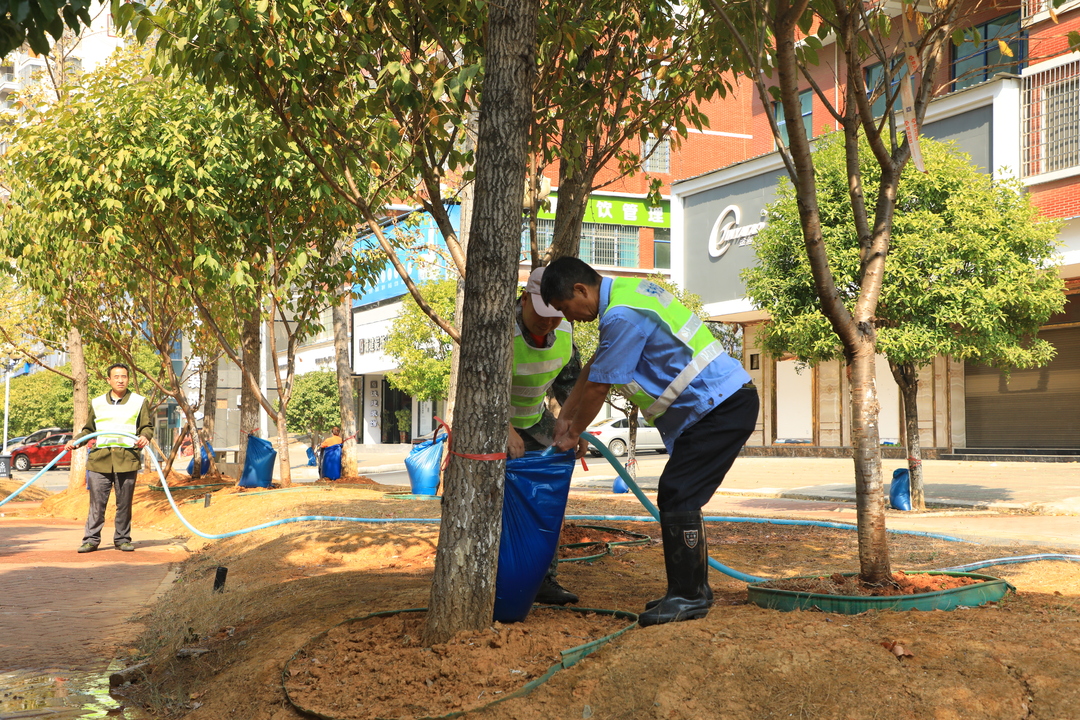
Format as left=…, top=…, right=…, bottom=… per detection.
left=759, top=570, right=984, bottom=596
left=284, top=609, right=630, bottom=720
left=53, top=485, right=1080, bottom=720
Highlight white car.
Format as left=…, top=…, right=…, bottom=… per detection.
left=585, top=416, right=666, bottom=457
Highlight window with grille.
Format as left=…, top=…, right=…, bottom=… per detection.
left=521, top=219, right=640, bottom=268
left=1023, top=57, right=1080, bottom=178
left=642, top=135, right=670, bottom=173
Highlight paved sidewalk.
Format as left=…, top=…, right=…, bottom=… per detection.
left=0, top=517, right=187, bottom=673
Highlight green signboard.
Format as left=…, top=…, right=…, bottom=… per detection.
left=537, top=193, right=669, bottom=228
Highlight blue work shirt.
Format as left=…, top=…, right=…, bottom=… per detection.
left=588, top=277, right=752, bottom=451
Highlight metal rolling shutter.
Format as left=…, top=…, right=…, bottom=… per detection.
left=964, top=326, right=1080, bottom=449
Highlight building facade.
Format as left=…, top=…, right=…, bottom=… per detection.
left=672, top=1, right=1080, bottom=454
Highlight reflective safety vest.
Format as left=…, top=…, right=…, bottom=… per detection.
left=92, top=392, right=146, bottom=448
left=510, top=321, right=573, bottom=429
left=603, top=278, right=725, bottom=423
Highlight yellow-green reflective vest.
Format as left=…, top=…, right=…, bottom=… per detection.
left=92, top=392, right=146, bottom=448
left=603, top=278, right=724, bottom=422
left=510, top=321, right=573, bottom=429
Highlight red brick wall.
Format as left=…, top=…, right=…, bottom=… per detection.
left=1029, top=177, right=1080, bottom=219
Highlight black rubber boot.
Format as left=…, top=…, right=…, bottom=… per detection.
left=645, top=583, right=713, bottom=610
left=638, top=510, right=710, bottom=627
left=534, top=553, right=578, bottom=605
left=534, top=574, right=578, bottom=605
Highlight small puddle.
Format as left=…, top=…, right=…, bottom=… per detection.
left=1, top=663, right=149, bottom=719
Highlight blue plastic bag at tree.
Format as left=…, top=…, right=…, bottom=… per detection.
left=493, top=449, right=576, bottom=623
left=404, top=433, right=447, bottom=496
left=238, top=435, right=277, bottom=489
left=305, top=446, right=317, bottom=467
left=890, top=467, right=912, bottom=511
left=186, top=444, right=216, bottom=476
left=321, top=443, right=342, bottom=480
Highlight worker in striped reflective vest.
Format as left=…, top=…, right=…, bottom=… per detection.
left=509, top=266, right=587, bottom=605
left=542, top=257, right=759, bottom=627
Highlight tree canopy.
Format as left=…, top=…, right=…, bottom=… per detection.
left=285, top=370, right=341, bottom=445
left=0, top=0, right=97, bottom=57
left=743, top=134, right=1065, bottom=371
left=384, top=278, right=457, bottom=401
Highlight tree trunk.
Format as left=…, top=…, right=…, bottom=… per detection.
left=849, top=347, right=891, bottom=583
left=238, top=317, right=261, bottom=468
left=445, top=114, right=478, bottom=427
left=423, top=0, right=538, bottom=645
left=543, top=162, right=591, bottom=264
left=274, top=409, right=292, bottom=487
left=627, top=405, right=639, bottom=480
left=203, top=358, right=218, bottom=445
left=66, top=325, right=89, bottom=491
left=891, top=361, right=925, bottom=512
left=333, top=297, right=359, bottom=478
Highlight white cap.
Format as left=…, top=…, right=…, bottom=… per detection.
left=524, top=267, right=563, bottom=318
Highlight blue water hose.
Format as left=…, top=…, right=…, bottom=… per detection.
left=4, top=431, right=1079, bottom=579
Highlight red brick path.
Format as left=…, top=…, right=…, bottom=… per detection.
left=0, top=517, right=187, bottom=672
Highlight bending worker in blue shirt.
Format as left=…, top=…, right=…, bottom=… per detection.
left=541, top=257, right=759, bottom=627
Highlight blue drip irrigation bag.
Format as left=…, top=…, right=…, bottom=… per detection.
left=493, top=448, right=576, bottom=623
left=305, top=446, right=317, bottom=467
left=890, top=467, right=912, bottom=511
left=186, top=443, right=216, bottom=476
left=321, top=443, right=342, bottom=480
left=239, top=435, right=277, bottom=489
left=405, top=433, right=447, bottom=496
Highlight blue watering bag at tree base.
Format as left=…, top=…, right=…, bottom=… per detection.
left=321, top=443, right=342, bottom=480
left=186, top=444, right=216, bottom=476
left=305, top=446, right=317, bottom=467
left=238, top=435, right=277, bottom=489
left=405, top=433, right=447, bottom=496
left=890, top=467, right=912, bottom=511
left=493, top=449, right=576, bottom=623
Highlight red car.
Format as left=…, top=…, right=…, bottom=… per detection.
left=11, top=433, right=73, bottom=472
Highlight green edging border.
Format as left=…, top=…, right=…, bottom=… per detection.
left=559, top=524, right=651, bottom=564
left=747, top=571, right=1015, bottom=614
left=282, top=606, right=638, bottom=720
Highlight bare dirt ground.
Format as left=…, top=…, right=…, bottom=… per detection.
left=27, top=475, right=1080, bottom=720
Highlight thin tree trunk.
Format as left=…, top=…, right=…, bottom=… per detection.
left=627, top=405, right=639, bottom=480
left=333, top=297, right=358, bottom=478
left=66, top=325, right=89, bottom=491
left=849, top=348, right=891, bottom=583
left=274, top=410, right=292, bottom=487
left=238, top=317, right=261, bottom=468
left=891, top=361, right=925, bottom=512
left=543, top=164, right=591, bottom=264
left=424, top=0, right=539, bottom=645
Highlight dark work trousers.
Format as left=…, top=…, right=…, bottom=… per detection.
left=656, top=387, right=760, bottom=512
left=82, top=470, right=138, bottom=546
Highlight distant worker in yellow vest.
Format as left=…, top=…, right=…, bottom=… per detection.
left=542, top=257, right=759, bottom=627
left=65, top=364, right=153, bottom=554
left=510, top=266, right=587, bottom=606
left=320, top=427, right=344, bottom=448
